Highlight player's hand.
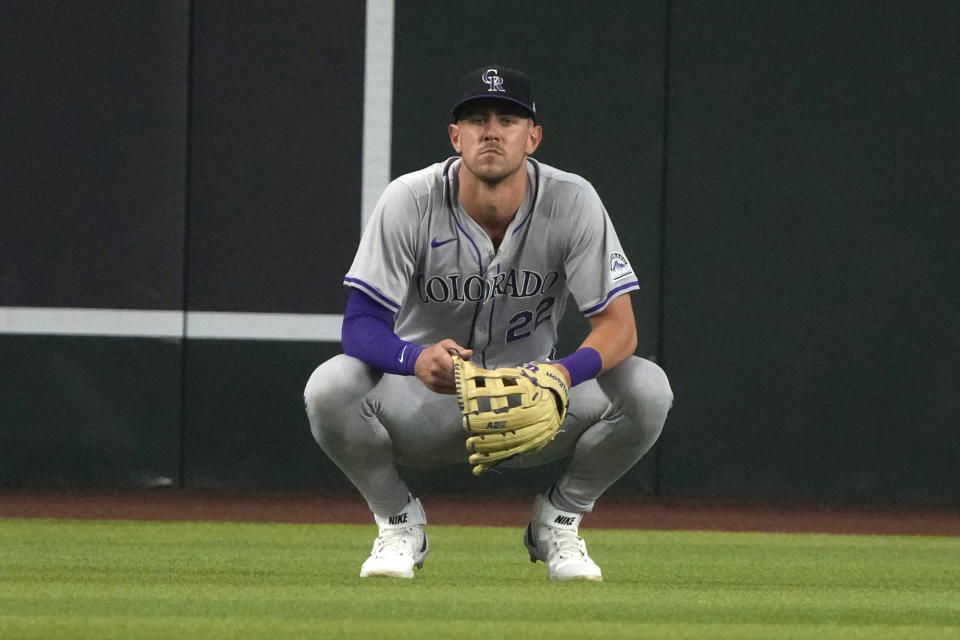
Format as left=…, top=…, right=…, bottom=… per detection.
left=414, top=339, right=473, bottom=394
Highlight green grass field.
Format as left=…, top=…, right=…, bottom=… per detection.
left=1, top=518, right=958, bottom=639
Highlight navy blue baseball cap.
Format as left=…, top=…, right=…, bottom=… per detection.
left=452, top=66, right=537, bottom=122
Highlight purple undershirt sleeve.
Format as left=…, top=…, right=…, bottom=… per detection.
left=341, top=289, right=423, bottom=375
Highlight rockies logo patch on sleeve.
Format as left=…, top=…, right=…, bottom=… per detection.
left=609, top=252, right=633, bottom=282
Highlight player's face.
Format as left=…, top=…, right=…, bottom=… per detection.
left=449, top=101, right=542, bottom=184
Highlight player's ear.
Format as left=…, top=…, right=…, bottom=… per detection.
left=526, top=124, right=543, bottom=155
left=448, top=123, right=462, bottom=153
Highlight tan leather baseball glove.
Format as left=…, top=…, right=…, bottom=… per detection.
left=453, top=355, right=569, bottom=476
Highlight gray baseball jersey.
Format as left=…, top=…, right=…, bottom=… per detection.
left=344, top=157, right=638, bottom=368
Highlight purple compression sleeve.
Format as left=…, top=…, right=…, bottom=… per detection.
left=341, top=289, right=423, bottom=375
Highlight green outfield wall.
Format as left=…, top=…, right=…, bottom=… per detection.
left=1, top=1, right=957, bottom=504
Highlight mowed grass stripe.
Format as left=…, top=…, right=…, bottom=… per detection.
left=3, top=617, right=960, bottom=640
left=0, top=518, right=958, bottom=640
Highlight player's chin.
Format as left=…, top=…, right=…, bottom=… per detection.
left=470, top=161, right=518, bottom=184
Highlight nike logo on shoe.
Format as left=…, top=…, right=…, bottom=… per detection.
left=389, top=513, right=408, bottom=525
left=430, top=237, right=456, bottom=248
left=554, top=515, right=576, bottom=526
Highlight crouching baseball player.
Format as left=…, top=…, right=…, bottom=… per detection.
left=304, top=66, right=673, bottom=581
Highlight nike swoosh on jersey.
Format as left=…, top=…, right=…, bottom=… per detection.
left=430, top=237, right=456, bottom=248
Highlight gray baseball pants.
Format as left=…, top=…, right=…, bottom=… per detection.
left=303, top=355, right=673, bottom=517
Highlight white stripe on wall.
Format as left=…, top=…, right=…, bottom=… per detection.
left=186, top=312, right=341, bottom=341
left=0, top=307, right=342, bottom=341
left=361, top=0, right=395, bottom=231
left=0, top=307, right=184, bottom=338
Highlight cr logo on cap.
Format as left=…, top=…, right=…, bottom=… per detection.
left=481, top=68, right=505, bottom=93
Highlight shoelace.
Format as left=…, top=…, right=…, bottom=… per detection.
left=371, top=527, right=420, bottom=557
left=545, top=526, right=589, bottom=560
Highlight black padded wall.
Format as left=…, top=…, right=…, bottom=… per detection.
left=659, top=2, right=960, bottom=503
left=1, top=1, right=188, bottom=309
left=186, top=0, right=364, bottom=314
left=0, top=336, right=182, bottom=487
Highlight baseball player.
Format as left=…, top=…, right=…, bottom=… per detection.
left=304, top=66, right=673, bottom=581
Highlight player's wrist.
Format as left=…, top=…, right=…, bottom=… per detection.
left=398, top=342, right=424, bottom=376
left=552, top=363, right=572, bottom=387
left=556, top=347, right=602, bottom=387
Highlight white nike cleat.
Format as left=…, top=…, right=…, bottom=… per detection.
left=523, top=493, right=602, bottom=582
left=359, top=497, right=429, bottom=579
